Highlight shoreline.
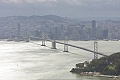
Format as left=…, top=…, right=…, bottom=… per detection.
left=71, top=71, right=119, bottom=79
left=70, top=52, right=120, bottom=79
left=80, top=72, right=119, bottom=79
left=70, top=66, right=120, bottom=79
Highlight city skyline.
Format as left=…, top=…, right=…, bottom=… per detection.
left=0, top=15, right=119, bottom=40
left=0, top=0, right=120, bottom=19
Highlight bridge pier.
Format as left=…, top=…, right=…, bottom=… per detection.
left=94, top=41, right=98, bottom=59
left=41, top=33, right=46, bottom=46
left=63, top=37, right=69, bottom=52
left=51, top=40, right=56, bottom=49
left=41, top=39, right=46, bottom=46
left=63, top=44, right=69, bottom=52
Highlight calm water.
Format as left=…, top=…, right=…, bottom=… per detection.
left=0, top=40, right=120, bottom=80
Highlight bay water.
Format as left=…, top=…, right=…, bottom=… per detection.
left=0, top=40, right=120, bottom=80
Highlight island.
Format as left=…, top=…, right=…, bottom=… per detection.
left=70, top=52, right=120, bottom=78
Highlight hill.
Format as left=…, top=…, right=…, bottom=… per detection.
left=70, top=52, right=120, bottom=76
left=0, top=15, right=69, bottom=39
left=28, top=14, right=67, bottom=22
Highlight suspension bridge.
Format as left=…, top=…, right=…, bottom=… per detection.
left=38, top=33, right=108, bottom=59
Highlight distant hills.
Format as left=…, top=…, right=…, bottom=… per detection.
left=0, top=15, right=120, bottom=40
left=1, top=14, right=68, bottom=23
left=39, top=15, right=67, bottom=22
left=0, top=15, right=71, bottom=39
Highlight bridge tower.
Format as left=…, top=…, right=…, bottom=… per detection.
left=41, top=33, right=46, bottom=46
left=94, top=41, right=98, bottom=59
left=51, top=40, right=57, bottom=49
left=63, top=37, right=69, bottom=52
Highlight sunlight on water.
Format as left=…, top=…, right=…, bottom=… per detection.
left=0, top=40, right=119, bottom=80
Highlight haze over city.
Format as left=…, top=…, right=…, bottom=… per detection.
left=1, top=0, right=120, bottom=80
left=0, top=0, right=120, bottom=19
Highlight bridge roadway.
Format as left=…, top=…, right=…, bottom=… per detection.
left=45, top=39, right=107, bottom=57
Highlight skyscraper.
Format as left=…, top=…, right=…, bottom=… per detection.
left=103, top=30, right=108, bottom=39
left=92, top=20, right=96, bottom=29
left=92, top=20, right=96, bottom=39
left=17, top=23, right=20, bottom=38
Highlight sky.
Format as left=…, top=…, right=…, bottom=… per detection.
left=0, top=0, right=120, bottom=19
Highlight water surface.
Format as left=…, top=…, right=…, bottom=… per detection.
left=0, top=40, right=119, bottom=80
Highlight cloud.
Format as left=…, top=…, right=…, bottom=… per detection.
left=1, top=0, right=22, bottom=3
left=0, top=0, right=57, bottom=3
left=0, top=0, right=120, bottom=18
left=1, top=0, right=120, bottom=7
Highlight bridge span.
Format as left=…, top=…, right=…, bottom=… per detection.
left=55, top=41, right=107, bottom=57
left=41, top=38, right=107, bottom=58
left=36, top=33, right=108, bottom=59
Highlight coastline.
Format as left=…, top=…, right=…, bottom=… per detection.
left=70, top=52, right=120, bottom=79
left=70, top=70, right=120, bottom=79
left=80, top=72, right=119, bottom=79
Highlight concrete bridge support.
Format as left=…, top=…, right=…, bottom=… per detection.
left=41, top=39, right=46, bottom=46
left=63, top=44, right=69, bottom=52
left=41, top=33, right=46, bottom=46
left=63, top=37, right=69, bottom=52
left=51, top=40, right=57, bottom=49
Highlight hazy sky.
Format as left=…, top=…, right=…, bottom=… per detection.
left=0, top=0, right=120, bottom=18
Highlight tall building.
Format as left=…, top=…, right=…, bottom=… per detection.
left=103, top=30, right=108, bottom=39
left=87, top=28, right=93, bottom=40
left=79, top=25, right=85, bottom=40
left=17, top=23, right=20, bottom=38
left=92, top=20, right=96, bottom=39
left=72, top=26, right=80, bottom=40
left=92, top=20, right=96, bottom=28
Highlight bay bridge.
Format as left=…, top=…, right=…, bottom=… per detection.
left=13, top=23, right=108, bottom=59
left=37, top=33, right=108, bottom=60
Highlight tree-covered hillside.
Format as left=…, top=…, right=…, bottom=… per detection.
left=70, top=52, right=120, bottom=76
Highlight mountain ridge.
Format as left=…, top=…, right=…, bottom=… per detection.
left=0, top=14, right=68, bottom=22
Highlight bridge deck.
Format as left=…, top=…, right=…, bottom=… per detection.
left=49, top=40, right=107, bottom=57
